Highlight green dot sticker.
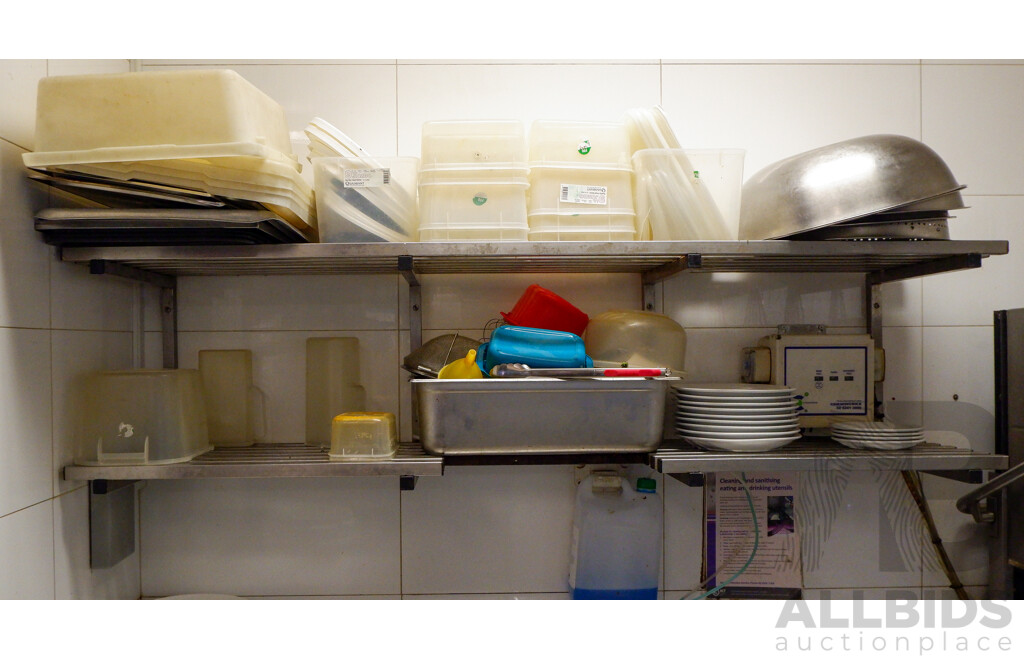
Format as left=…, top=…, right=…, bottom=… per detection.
left=693, top=170, right=701, bottom=179
left=472, top=193, right=488, bottom=206
left=577, top=139, right=592, bottom=156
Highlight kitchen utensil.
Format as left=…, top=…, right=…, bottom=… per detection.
left=675, top=383, right=795, bottom=396
left=680, top=436, right=799, bottom=452
left=438, top=349, right=485, bottom=379
left=738, top=134, right=965, bottom=240
left=489, top=363, right=670, bottom=378
left=414, top=377, right=667, bottom=455
left=28, top=169, right=230, bottom=207
left=475, top=325, right=592, bottom=374
left=792, top=219, right=950, bottom=241
left=402, top=333, right=482, bottom=378
left=831, top=437, right=926, bottom=450
left=584, top=310, right=687, bottom=373
left=501, top=284, right=589, bottom=335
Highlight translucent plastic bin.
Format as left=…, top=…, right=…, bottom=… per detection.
left=528, top=166, right=634, bottom=214
left=632, top=148, right=732, bottom=241
left=418, top=179, right=528, bottom=242
left=75, top=369, right=211, bottom=466
left=306, top=338, right=366, bottom=448
left=329, top=412, right=398, bottom=461
left=529, top=120, right=631, bottom=169
left=528, top=212, right=637, bottom=241
left=584, top=310, right=687, bottom=373
left=421, top=120, right=527, bottom=169
left=314, top=157, right=420, bottom=242
left=682, top=149, right=746, bottom=240
left=25, top=70, right=295, bottom=168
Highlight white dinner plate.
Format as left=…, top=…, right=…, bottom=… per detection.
left=677, top=421, right=800, bottom=433
left=677, top=399, right=800, bottom=410
left=676, top=411, right=800, bottom=423
left=674, top=383, right=795, bottom=397
left=678, top=404, right=801, bottom=416
left=832, top=437, right=926, bottom=450
left=675, top=427, right=803, bottom=440
left=831, top=420, right=922, bottom=433
left=831, top=429, right=924, bottom=439
left=675, top=393, right=797, bottom=404
left=682, top=436, right=798, bottom=452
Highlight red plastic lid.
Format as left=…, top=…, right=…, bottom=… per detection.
left=500, top=284, right=589, bottom=336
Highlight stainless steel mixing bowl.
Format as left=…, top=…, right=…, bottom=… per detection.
left=738, top=134, right=965, bottom=240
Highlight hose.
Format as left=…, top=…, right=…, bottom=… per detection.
left=690, top=471, right=760, bottom=600
left=900, top=470, right=970, bottom=600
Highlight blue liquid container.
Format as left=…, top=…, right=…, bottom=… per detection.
left=476, top=325, right=593, bottom=375
left=568, top=473, right=662, bottom=600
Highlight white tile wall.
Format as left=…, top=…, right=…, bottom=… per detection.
left=139, top=477, right=402, bottom=597
left=0, top=501, right=55, bottom=598
left=2, top=59, right=1019, bottom=600
left=0, top=328, right=52, bottom=516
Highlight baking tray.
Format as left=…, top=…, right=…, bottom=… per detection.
left=414, top=378, right=669, bottom=455
left=34, top=208, right=309, bottom=246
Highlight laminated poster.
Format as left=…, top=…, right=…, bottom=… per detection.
left=704, top=472, right=802, bottom=597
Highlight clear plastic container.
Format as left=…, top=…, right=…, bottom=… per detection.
left=583, top=310, right=687, bottom=373
left=305, top=338, right=366, bottom=448
left=420, top=120, right=527, bottom=170
left=329, top=412, right=398, bottom=461
left=418, top=179, right=529, bottom=242
left=198, top=350, right=266, bottom=448
left=75, top=369, right=211, bottom=466
left=313, top=156, right=420, bottom=242
left=529, top=120, right=631, bottom=169
left=568, top=473, right=662, bottom=599
left=528, top=166, right=634, bottom=215
left=683, top=149, right=746, bottom=240
left=632, top=148, right=732, bottom=241
left=26, top=70, right=296, bottom=168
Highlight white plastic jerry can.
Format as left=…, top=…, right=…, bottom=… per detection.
left=568, top=471, right=662, bottom=599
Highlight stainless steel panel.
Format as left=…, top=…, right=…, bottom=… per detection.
left=414, top=378, right=668, bottom=455
left=1006, top=308, right=1024, bottom=568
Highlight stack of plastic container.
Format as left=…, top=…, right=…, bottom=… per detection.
left=527, top=120, right=636, bottom=241
left=23, top=70, right=317, bottom=240
left=417, top=120, right=529, bottom=242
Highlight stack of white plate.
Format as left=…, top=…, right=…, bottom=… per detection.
left=830, top=420, right=925, bottom=450
left=672, top=383, right=801, bottom=452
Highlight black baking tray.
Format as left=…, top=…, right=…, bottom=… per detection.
left=34, top=208, right=310, bottom=246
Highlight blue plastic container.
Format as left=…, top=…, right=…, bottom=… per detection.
left=476, top=325, right=593, bottom=375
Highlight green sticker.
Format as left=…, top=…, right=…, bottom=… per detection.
left=693, top=170, right=701, bottom=179
left=577, top=139, right=592, bottom=155
left=472, top=193, right=488, bottom=206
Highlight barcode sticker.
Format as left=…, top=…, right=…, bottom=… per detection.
left=559, top=183, right=608, bottom=205
left=343, top=168, right=391, bottom=188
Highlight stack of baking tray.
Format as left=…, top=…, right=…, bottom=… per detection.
left=34, top=208, right=309, bottom=247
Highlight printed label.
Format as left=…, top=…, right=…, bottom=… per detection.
left=559, top=183, right=608, bottom=205
left=577, top=139, right=592, bottom=156
left=343, top=168, right=391, bottom=188
left=472, top=192, right=488, bottom=206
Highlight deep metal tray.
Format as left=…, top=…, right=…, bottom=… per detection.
left=414, top=378, right=669, bottom=455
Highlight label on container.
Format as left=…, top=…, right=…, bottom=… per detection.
left=343, top=168, right=391, bottom=188
left=559, top=183, right=608, bottom=205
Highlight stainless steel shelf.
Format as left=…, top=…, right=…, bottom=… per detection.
left=651, top=439, right=1008, bottom=474
left=63, top=443, right=443, bottom=481
left=59, top=240, right=1008, bottom=281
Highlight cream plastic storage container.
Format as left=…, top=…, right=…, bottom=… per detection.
left=583, top=310, right=687, bottom=373
left=329, top=412, right=398, bottom=461
left=528, top=120, right=632, bottom=169
left=25, top=70, right=296, bottom=168
left=198, top=350, right=266, bottom=447
left=418, top=179, right=529, bottom=242
left=420, top=120, right=528, bottom=174
left=306, top=338, right=366, bottom=447
left=75, top=369, right=211, bottom=465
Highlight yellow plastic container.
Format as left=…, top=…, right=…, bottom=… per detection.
left=329, top=412, right=398, bottom=461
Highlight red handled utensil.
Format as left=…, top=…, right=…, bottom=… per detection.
left=489, top=363, right=670, bottom=378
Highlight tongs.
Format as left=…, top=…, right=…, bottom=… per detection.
left=489, top=363, right=671, bottom=378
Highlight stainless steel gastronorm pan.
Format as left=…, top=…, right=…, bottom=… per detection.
left=414, top=378, right=668, bottom=455
left=739, top=134, right=965, bottom=240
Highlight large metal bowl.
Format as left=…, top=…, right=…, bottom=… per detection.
left=738, top=134, right=965, bottom=240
